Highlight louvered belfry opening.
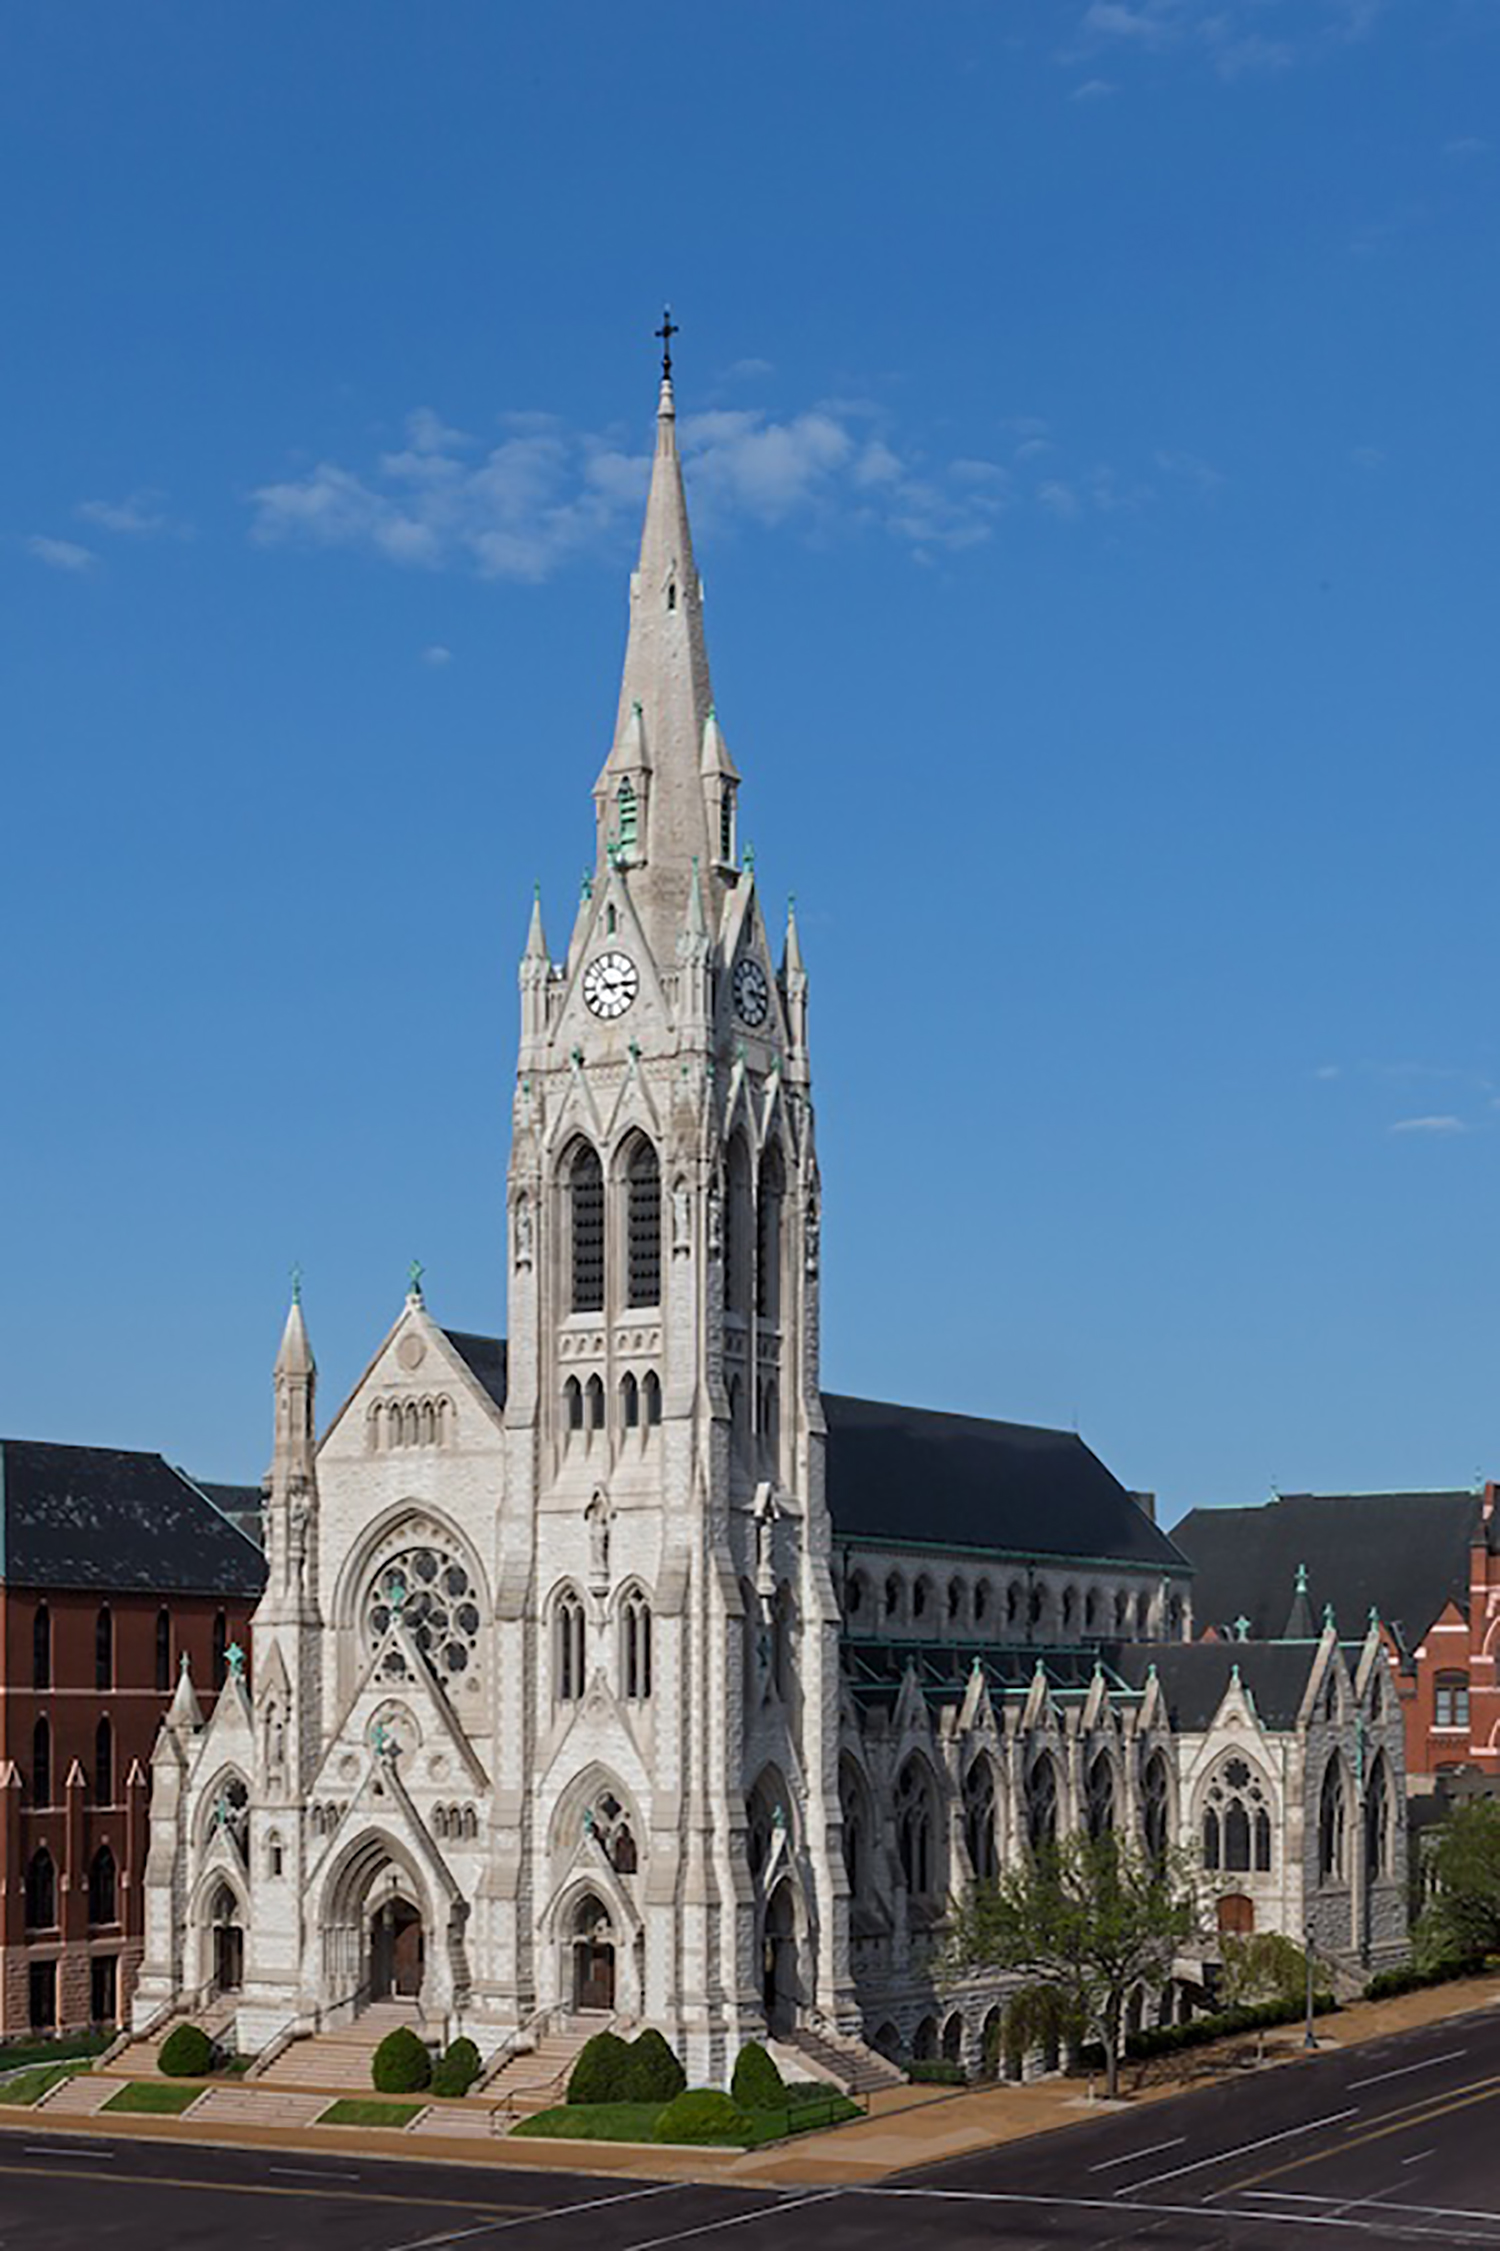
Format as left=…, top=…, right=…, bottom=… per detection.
left=626, top=1138, right=661, bottom=1308
left=571, top=1144, right=605, bottom=1312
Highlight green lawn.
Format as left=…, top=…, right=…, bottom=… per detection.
left=102, top=2081, right=203, bottom=2115
left=0, top=2032, right=108, bottom=2076
left=318, top=2098, right=424, bottom=2128
left=0, top=2062, right=87, bottom=2106
left=511, top=2101, right=668, bottom=2143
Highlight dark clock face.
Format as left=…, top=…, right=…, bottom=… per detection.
left=733, top=956, right=770, bottom=1027
left=583, top=950, right=638, bottom=1020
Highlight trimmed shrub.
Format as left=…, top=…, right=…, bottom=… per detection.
left=432, top=2036, right=482, bottom=2097
left=566, top=2029, right=632, bottom=2105
left=371, top=2025, right=432, bottom=2094
left=730, top=2040, right=785, bottom=2110
left=653, top=2088, right=754, bottom=2146
left=1077, top=1992, right=1339, bottom=2072
left=905, top=2059, right=966, bottom=2086
left=1366, top=1957, right=1485, bottom=2002
left=620, top=2028, right=686, bottom=2103
left=157, top=2023, right=213, bottom=2078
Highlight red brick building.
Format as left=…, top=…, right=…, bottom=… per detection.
left=1174, top=1486, right=1496, bottom=1791
left=0, top=1442, right=263, bottom=2038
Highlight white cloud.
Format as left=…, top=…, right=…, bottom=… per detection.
left=27, top=534, right=97, bottom=573
left=1314, top=1064, right=1340, bottom=1081
left=1350, top=445, right=1386, bottom=471
left=422, top=644, right=453, bottom=667
left=1072, top=0, right=1382, bottom=78
left=75, top=490, right=188, bottom=538
left=1070, top=76, right=1117, bottom=98
left=1390, top=1114, right=1468, bottom=1136
left=1154, top=448, right=1226, bottom=495
left=1442, top=136, right=1489, bottom=163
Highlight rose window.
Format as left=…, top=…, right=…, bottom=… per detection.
left=365, top=1543, right=481, bottom=1684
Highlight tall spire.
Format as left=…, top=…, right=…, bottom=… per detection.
left=594, top=331, right=729, bottom=965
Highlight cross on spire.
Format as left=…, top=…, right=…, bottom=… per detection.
left=655, top=305, right=679, bottom=379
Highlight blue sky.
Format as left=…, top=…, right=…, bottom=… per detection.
left=4, top=0, right=1498, bottom=1526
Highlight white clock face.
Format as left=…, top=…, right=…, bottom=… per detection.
left=583, top=950, right=638, bottom=1020
left=733, top=956, right=770, bottom=1028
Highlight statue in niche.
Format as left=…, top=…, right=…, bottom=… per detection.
left=672, top=1177, right=692, bottom=1256
left=804, top=1189, right=820, bottom=1280
left=586, top=1492, right=611, bottom=1589
left=707, top=1176, right=724, bottom=1261
left=514, top=1196, right=533, bottom=1270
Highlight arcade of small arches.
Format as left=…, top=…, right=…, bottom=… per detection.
left=366, top=1395, right=457, bottom=1450
left=841, top=1560, right=1187, bottom=1646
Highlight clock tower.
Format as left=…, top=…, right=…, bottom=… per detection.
left=499, top=354, right=851, bottom=2075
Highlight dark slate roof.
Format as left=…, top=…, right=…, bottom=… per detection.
left=0, top=1441, right=267, bottom=1596
left=1173, top=1491, right=1483, bottom=1653
left=444, top=1331, right=508, bottom=1412
left=823, top=1394, right=1188, bottom=1572
left=195, top=1481, right=265, bottom=1551
left=1114, top=1640, right=1324, bottom=1731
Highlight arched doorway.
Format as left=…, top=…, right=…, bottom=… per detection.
left=761, top=1879, right=798, bottom=2033
left=571, top=1893, right=616, bottom=2013
left=210, top=1883, right=244, bottom=1993
left=1217, top=1892, right=1255, bottom=1937
left=369, top=1895, right=424, bottom=1999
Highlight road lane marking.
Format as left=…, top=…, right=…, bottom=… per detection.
left=1402, top=2150, right=1437, bottom=2166
left=0, top=2159, right=530, bottom=2215
left=858, top=2185, right=1424, bottom=2232
left=1349, top=2049, right=1467, bottom=2089
left=1221, top=2074, right=1500, bottom=2199
left=20, top=2143, right=114, bottom=2158
left=1113, top=2108, right=1359, bottom=2194
left=623, top=2189, right=841, bottom=2251
left=270, top=2165, right=359, bottom=2178
left=1239, top=2189, right=1500, bottom=2226
left=1089, top=2135, right=1185, bottom=2171
left=434, top=2180, right=691, bottom=2237
left=387, top=2227, right=510, bottom=2251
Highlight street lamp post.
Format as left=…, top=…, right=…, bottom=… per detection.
left=1304, top=1924, right=1317, bottom=2051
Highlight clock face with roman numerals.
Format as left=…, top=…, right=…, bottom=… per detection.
left=583, top=950, right=638, bottom=1020
left=732, top=956, right=770, bottom=1027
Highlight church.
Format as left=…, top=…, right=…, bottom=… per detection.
left=132, top=351, right=1409, bottom=2085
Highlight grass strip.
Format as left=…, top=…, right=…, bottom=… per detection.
left=317, top=2097, right=424, bottom=2128
left=0, top=2062, right=88, bottom=2106
left=102, top=2081, right=202, bottom=2115
left=511, top=2101, right=667, bottom=2142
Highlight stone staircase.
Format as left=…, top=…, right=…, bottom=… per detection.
left=255, top=2001, right=427, bottom=2092
left=776, top=2022, right=905, bottom=2096
left=191, top=2085, right=329, bottom=2130
left=483, top=2018, right=600, bottom=2118
left=36, top=2073, right=119, bottom=2118
left=101, top=1998, right=240, bottom=2080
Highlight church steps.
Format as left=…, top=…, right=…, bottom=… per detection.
left=774, top=2024, right=904, bottom=2096
left=35, top=2073, right=118, bottom=2117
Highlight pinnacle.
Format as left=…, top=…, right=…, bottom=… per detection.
left=275, top=1290, right=314, bottom=1378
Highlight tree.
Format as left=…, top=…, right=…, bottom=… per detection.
left=1218, top=1931, right=1307, bottom=2062
left=945, top=1834, right=1203, bottom=2099
left=1416, top=1798, right=1500, bottom=1966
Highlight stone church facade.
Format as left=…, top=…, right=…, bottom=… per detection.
left=132, top=361, right=1409, bottom=2082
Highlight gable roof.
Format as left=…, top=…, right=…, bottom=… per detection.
left=822, top=1394, right=1188, bottom=1572
left=0, top=1440, right=267, bottom=1597
left=193, top=1481, right=266, bottom=1550
left=1113, top=1640, right=1325, bottom=1731
left=1173, top=1490, right=1482, bottom=1653
left=443, top=1331, right=508, bottom=1412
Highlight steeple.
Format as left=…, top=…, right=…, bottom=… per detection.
left=1283, top=1561, right=1316, bottom=1640
left=264, top=1281, right=318, bottom=1615
left=594, top=345, right=731, bottom=965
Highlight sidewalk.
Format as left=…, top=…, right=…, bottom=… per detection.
left=9, top=1968, right=1500, bottom=2189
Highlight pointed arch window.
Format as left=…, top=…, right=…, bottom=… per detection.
left=1203, top=1754, right=1272, bottom=1877
left=88, top=1843, right=117, bottom=1925
left=720, top=787, right=735, bottom=865
left=896, top=1758, right=938, bottom=1898
left=1086, top=1753, right=1116, bottom=1839
left=32, top=1603, right=51, bottom=1690
left=569, top=1143, right=605, bottom=1313
left=724, top=1138, right=752, bottom=1316
left=32, top=1717, right=51, bottom=1809
left=963, top=1758, right=999, bottom=1879
left=756, top=1144, right=784, bottom=1323
left=555, top=1589, right=586, bottom=1703
left=95, top=1604, right=114, bottom=1691
left=620, top=1588, right=652, bottom=1701
left=95, top=1717, right=114, bottom=1805
left=155, top=1607, right=172, bottom=1692
left=565, top=1376, right=583, bottom=1433
left=1319, top=1760, right=1347, bottom=1882
left=1026, top=1754, right=1059, bottom=1854
left=617, top=777, right=638, bottom=852
left=24, top=1846, right=55, bottom=1930
left=586, top=1373, right=605, bottom=1432
left=625, top=1139, right=661, bottom=1308
left=643, top=1370, right=662, bottom=1428
left=1143, top=1750, right=1170, bottom=1865
left=620, top=1371, right=639, bottom=1429
left=1366, top=1755, right=1392, bottom=1881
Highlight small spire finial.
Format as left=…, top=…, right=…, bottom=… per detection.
left=290, top=1262, right=302, bottom=1306
left=1295, top=1562, right=1309, bottom=1594
left=655, top=304, right=679, bottom=379
left=408, top=1258, right=424, bottom=1302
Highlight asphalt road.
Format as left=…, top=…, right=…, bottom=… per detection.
left=3, top=2008, right=1500, bottom=2248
